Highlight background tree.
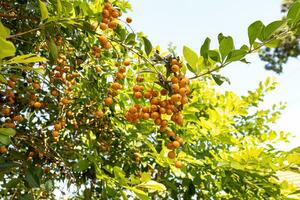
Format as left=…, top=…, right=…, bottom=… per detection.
left=0, top=0, right=300, bottom=199
left=259, top=0, right=300, bottom=73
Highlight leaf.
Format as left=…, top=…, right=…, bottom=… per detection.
left=125, top=33, right=136, bottom=45
left=0, top=37, right=16, bottom=59
left=207, top=50, right=220, bottom=62
left=38, top=0, right=49, bottom=21
left=212, top=74, right=225, bottom=86
left=6, top=54, right=48, bottom=64
left=20, top=194, right=34, bottom=200
left=219, top=36, right=234, bottom=60
left=226, top=50, right=247, bottom=62
left=48, top=38, right=58, bottom=62
left=0, top=135, right=11, bottom=145
left=200, top=37, right=211, bottom=60
left=57, top=0, right=62, bottom=16
left=125, top=186, right=150, bottom=200
left=183, top=46, right=199, bottom=73
left=138, top=181, right=166, bottom=192
left=248, top=21, right=264, bottom=45
left=0, top=21, right=10, bottom=38
left=74, top=159, right=89, bottom=171
left=263, top=20, right=284, bottom=40
left=25, top=167, right=41, bottom=188
left=142, top=36, right=152, bottom=56
left=0, top=128, right=16, bottom=137
left=287, top=2, right=300, bottom=24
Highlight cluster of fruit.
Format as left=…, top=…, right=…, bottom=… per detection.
left=100, top=2, right=121, bottom=31
left=124, top=58, right=190, bottom=168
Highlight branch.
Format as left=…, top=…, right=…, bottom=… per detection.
left=0, top=13, right=38, bottom=21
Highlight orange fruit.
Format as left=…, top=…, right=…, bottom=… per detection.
left=33, top=102, right=42, bottom=109
left=98, top=35, right=108, bottom=45
left=2, top=107, right=11, bottom=116
left=0, top=146, right=8, bottom=154
left=144, top=91, right=152, bottom=99
left=167, top=131, right=175, bottom=137
left=100, top=22, right=108, bottom=31
left=52, top=130, right=59, bottom=137
left=134, top=92, right=142, bottom=99
left=142, top=112, right=150, bottom=120
left=168, top=151, right=176, bottom=159
left=150, top=112, right=160, bottom=120
left=171, top=65, right=179, bottom=73
left=126, top=17, right=132, bottom=23
left=160, top=89, right=168, bottom=96
left=124, top=59, right=131, bottom=66
left=171, top=77, right=178, bottom=84
left=95, top=110, right=104, bottom=118
left=175, top=161, right=183, bottom=168
left=166, top=141, right=174, bottom=150
left=54, top=123, right=62, bottom=131
left=104, top=97, right=113, bottom=106
left=173, top=141, right=180, bottom=148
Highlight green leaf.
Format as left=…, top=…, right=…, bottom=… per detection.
left=0, top=21, right=10, bottom=38
left=125, top=33, right=136, bottom=45
left=75, top=159, right=89, bottom=171
left=219, top=36, right=234, bottom=60
left=183, top=46, right=199, bottom=73
left=248, top=21, right=264, bottom=45
left=0, top=135, right=11, bottom=145
left=25, top=167, right=41, bottom=188
left=200, top=37, right=211, bottom=60
left=0, top=128, right=16, bottom=137
left=226, top=50, right=247, bottom=62
left=207, top=50, right=220, bottom=62
left=0, top=37, right=16, bottom=59
left=264, top=39, right=282, bottom=48
left=20, top=194, right=34, bottom=200
left=142, top=36, right=152, bottom=56
left=263, top=20, right=284, bottom=40
left=212, top=74, right=225, bottom=86
left=6, top=54, right=48, bottom=64
left=287, top=2, right=300, bottom=24
left=48, top=38, right=58, bottom=62
left=125, top=186, right=150, bottom=200
left=138, top=181, right=166, bottom=192
left=57, top=0, right=62, bottom=16
left=38, top=0, right=49, bottom=21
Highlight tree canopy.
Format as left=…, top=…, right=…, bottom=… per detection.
left=0, top=0, right=300, bottom=199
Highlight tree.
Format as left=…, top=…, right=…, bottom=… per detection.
left=0, top=0, right=300, bottom=199
left=259, top=0, right=300, bottom=73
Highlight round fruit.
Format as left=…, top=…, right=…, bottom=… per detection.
left=100, top=22, right=108, bottom=30
left=134, top=92, right=142, bottom=99
left=167, top=131, right=175, bottom=137
left=171, top=65, right=179, bottom=72
left=104, top=97, right=113, bottom=106
left=0, top=146, right=8, bottom=154
left=173, top=141, right=180, bottom=148
left=124, top=59, right=131, bottom=66
left=95, top=111, right=104, bottom=118
left=126, top=17, right=132, bottom=23
left=175, top=161, right=183, bottom=168
left=52, top=130, right=59, bottom=137
left=2, top=107, right=11, bottom=116
left=168, top=151, right=176, bottom=159
left=33, top=102, right=42, bottom=109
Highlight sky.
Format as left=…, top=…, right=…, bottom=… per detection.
left=128, top=0, right=300, bottom=150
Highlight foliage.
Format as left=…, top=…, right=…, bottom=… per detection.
left=0, top=0, right=299, bottom=199
left=259, top=0, right=300, bottom=73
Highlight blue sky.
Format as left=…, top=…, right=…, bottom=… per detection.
left=128, top=0, right=300, bottom=150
